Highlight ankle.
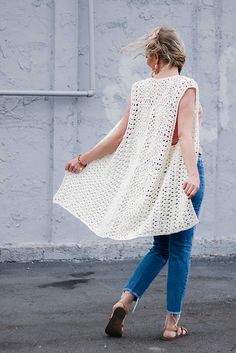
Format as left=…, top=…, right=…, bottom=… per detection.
left=120, top=291, right=135, bottom=306
left=164, top=313, right=180, bottom=329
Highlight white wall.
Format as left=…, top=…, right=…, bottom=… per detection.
left=0, top=0, right=235, bottom=261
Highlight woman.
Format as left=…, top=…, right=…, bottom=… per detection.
left=54, top=26, right=205, bottom=341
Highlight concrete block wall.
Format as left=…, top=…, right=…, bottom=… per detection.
left=0, top=0, right=235, bottom=262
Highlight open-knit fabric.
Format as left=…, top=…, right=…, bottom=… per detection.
left=53, top=75, right=200, bottom=241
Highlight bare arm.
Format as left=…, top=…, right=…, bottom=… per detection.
left=177, top=87, right=200, bottom=198
left=65, top=98, right=131, bottom=173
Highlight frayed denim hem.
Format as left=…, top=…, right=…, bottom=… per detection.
left=122, top=288, right=140, bottom=301
left=167, top=310, right=182, bottom=315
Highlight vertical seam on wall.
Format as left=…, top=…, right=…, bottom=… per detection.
left=214, top=0, right=222, bottom=241
left=76, top=0, right=80, bottom=150
left=48, top=0, right=56, bottom=243
left=191, top=0, right=199, bottom=80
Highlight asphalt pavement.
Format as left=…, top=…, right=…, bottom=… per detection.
left=0, top=256, right=235, bottom=353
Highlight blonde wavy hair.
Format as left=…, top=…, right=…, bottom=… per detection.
left=120, top=26, right=186, bottom=74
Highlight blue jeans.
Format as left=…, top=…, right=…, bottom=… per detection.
left=122, top=153, right=205, bottom=316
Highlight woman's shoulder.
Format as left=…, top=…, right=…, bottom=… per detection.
left=130, top=75, right=199, bottom=92
left=178, top=75, right=199, bottom=88
left=133, top=75, right=198, bottom=84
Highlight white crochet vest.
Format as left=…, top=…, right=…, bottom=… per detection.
left=53, top=75, right=200, bottom=241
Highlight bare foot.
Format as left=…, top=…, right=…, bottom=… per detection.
left=162, top=313, right=187, bottom=339
left=162, top=325, right=188, bottom=339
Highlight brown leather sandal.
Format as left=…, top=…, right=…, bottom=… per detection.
left=159, top=325, right=188, bottom=341
left=105, top=301, right=129, bottom=337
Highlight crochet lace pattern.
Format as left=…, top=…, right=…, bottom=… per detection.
left=53, top=75, right=200, bottom=241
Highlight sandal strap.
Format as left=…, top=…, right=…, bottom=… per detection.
left=176, top=325, right=188, bottom=336
left=161, top=324, right=188, bottom=339
left=164, top=325, right=188, bottom=333
left=163, top=313, right=180, bottom=329
left=181, top=326, right=188, bottom=333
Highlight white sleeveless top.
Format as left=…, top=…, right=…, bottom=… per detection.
left=53, top=74, right=200, bottom=240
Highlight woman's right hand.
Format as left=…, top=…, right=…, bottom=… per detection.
left=183, top=174, right=200, bottom=199
left=65, top=157, right=86, bottom=173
